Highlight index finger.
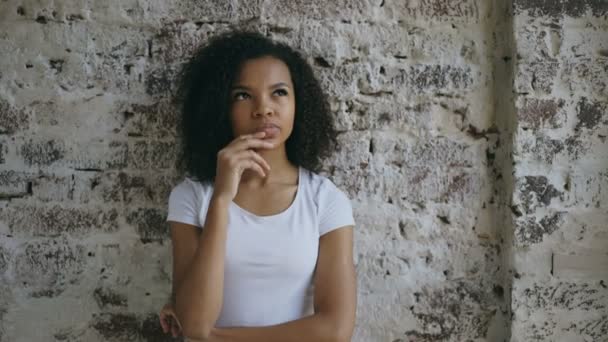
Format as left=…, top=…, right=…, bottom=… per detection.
left=159, top=315, right=169, bottom=332
left=228, top=137, right=274, bottom=152
left=238, top=131, right=266, bottom=140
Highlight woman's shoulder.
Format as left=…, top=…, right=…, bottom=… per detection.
left=300, top=166, right=348, bottom=200
left=300, top=167, right=355, bottom=234
left=170, top=176, right=214, bottom=201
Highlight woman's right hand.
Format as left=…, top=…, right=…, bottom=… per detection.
left=212, top=131, right=274, bottom=202
left=159, top=302, right=182, bottom=338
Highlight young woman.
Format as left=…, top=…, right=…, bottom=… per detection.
left=159, top=30, right=356, bottom=342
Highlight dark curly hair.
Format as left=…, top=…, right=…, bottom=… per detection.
left=173, top=29, right=338, bottom=184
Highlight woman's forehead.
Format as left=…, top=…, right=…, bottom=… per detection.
left=233, top=56, right=293, bottom=87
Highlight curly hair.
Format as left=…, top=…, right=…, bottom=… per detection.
left=173, top=29, right=338, bottom=184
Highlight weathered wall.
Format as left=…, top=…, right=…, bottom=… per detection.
left=510, top=1, right=608, bottom=341
left=0, top=1, right=605, bottom=341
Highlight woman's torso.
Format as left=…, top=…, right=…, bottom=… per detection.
left=198, top=166, right=320, bottom=327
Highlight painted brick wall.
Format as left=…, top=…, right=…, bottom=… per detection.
left=0, top=1, right=605, bottom=341
left=509, top=1, right=608, bottom=341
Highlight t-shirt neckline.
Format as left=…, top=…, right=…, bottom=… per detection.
left=230, top=166, right=302, bottom=220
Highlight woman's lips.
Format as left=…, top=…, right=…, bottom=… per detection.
left=255, top=124, right=280, bottom=138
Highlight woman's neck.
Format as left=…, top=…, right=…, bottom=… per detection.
left=239, top=146, right=295, bottom=186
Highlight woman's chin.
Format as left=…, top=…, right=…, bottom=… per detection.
left=261, top=137, right=282, bottom=150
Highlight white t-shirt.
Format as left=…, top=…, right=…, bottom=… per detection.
left=166, top=166, right=355, bottom=327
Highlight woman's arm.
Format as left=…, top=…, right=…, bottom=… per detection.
left=210, top=225, right=357, bottom=342
left=173, top=196, right=231, bottom=340
left=171, top=132, right=274, bottom=341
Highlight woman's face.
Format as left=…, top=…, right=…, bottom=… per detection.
left=228, top=56, right=296, bottom=146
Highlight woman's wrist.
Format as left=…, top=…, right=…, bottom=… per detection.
left=210, top=191, right=232, bottom=207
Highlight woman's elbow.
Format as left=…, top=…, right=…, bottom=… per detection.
left=175, top=308, right=214, bottom=341
left=181, top=322, right=213, bottom=341
left=321, top=317, right=353, bottom=342
left=331, top=328, right=353, bottom=342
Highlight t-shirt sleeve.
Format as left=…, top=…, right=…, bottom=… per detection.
left=166, top=178, right=203, bottom=228
left=318, top=179, right=356, bottom=236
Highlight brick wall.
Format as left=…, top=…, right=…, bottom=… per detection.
left=510, top=1, right=608, bottom=341
left=0, top=1, right=605, bottom=341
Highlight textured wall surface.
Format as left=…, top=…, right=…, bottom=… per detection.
left=0, top=0, right=605, bottom=341
left=510, top=1, right=608, bottom=341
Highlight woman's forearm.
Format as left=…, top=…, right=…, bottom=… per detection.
left=210, top=312, right=350, bottom=342
left=175, top=195, right=230, bottom=340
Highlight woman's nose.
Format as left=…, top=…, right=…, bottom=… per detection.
left=253, top=98, right=274, bottom=117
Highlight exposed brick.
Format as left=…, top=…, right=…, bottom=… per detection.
left=80, top=171, right=177, bottom=205
left=126, top=140, right=176, bottom=170
left=518, top=134, right=565, bottom=164
left=168, top=0, right=263, bottom=21
left=517, top=98, right=565, bottom=130
left=156, top=104, right=180, bottom=138
left=334, top=97, right=432, bottom=132
left=93, top=287, right=128, bottom=308
left=514, top=211, right=565, bottom=245
left=145, top=66, right=178, bottom=96
left=0, top=244, right=8, bottom=275
left=101, top=172, right=148, bottom=203
left=561, top=59, right=608, bottom=99
left=13, top=237, right=86, bottom=298
left=298, top=22, right=484, bottom=67
left=569, top=171, right=608, bottom=209
left=116, top=100, right=179, bottom=138
left=405, top=281, right=495, bottom=340
left=119, top=103, right=159, bottom=138
left=140, top=312, right=176, bottom=342
left=30, top=173, right=75, bottom=202
left=128, top=140, right=149, bottom=169
left=126, top=207, right=169, bottom=243
left=150, top=20, right=222, bottom=63
left=516, top=282, right=607, bottom=311
left=0, top=98, right=29, bottom=134
left=90, top=312, right=140, bottom=341
left=378, top=0, right=484, bottom=25
left=328, top=131, right=371, bottom=170
left=149, top=141, right=178, bottom=169
left=0, top=306, right=5, bottom=341
left=316, top=63, right=362, bottom=100
left=25, top=171, right=158, bottom=204
left=575, top=97, right=606, bottom=131
left=514, top=24, right=562, bottom=62
left=30, top=100, right=60, bottom=127
left=514, top=0, right=608, bottom=17
left=327, top=166, right=378, bottom=201
left=382, top=166, right=484, bottom=205
left=69, top=140, right=128, bottom=170
left=262, top=0, right=373, bottom=22
left=385, top=64, right=473, bottom=95
left=18, top=137, right=129, bottom=171
left=0, top=171, right=33, bottom=199
left=514, top=61, right=559, bottom=94
left=89, top=311, right=176, bottom=342
left=560, top=28, right=608, bottom=60
left=516, top=176, right=563, bottom=214
left=20, top=139, right=66, bottom=166
left=1, top=204, right=119, bottom=238
left=372, top=135, right=481, bottom=169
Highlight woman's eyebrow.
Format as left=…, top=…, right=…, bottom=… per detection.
left=231, top=82, right=290, bottom=90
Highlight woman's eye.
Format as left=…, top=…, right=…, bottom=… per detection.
left=274, top=89, right=288, bottom=96
left=233, top=92, right=249, bottom=100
